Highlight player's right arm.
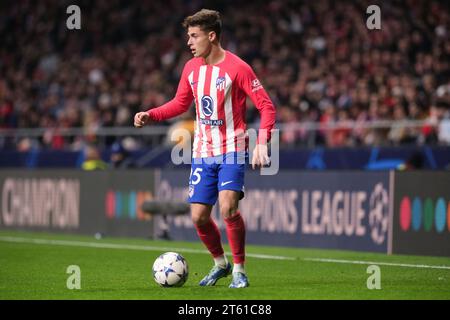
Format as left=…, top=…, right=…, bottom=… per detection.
left=134, top=63, right=193, bottom=128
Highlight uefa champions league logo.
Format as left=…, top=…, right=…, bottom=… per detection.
left=369, top=183, right=389, bottom=245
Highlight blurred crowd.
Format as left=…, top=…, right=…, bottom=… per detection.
left=0, top=0, right=449, bottom=152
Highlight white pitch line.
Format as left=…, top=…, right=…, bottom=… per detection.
left=0, top=236, right=296, bottom=261
left=303, top=258, right=450, bottom=270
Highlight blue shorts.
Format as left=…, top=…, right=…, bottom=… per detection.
left=188, top=152, right=246, bottom=205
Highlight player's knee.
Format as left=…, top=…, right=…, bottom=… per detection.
left=219, top=203, right=238, bottom=219
left=191, top=212, right=209, bottom=226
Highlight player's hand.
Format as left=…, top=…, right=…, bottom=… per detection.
left=251, top=144, right=270, bottom=169
left=134, top=112, right=150, bottom=128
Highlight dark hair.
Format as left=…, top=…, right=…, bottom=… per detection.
left=182, top=9, right=222, bottom=39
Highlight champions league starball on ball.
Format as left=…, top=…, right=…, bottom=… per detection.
left=152, top=252, right=189, bottom=287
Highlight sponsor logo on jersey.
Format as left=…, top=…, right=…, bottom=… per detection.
left=200, top=118, right=224, bottom=126
left=251, top=78, right=263, bottom=92
left=201, top=95, right=214, bottom=117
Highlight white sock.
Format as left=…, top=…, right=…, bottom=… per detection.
left=233, top=263, right=245, bottom=274
left=214, top=255, right=228, bottom=268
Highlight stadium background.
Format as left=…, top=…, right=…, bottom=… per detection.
left=0, top=0, right=449, bottom=300
left=0, top=0, right=449, bottom=169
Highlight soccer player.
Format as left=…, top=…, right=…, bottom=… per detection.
left=134, top=9, right=276, bottom=288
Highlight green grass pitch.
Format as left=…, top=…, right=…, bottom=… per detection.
left=0, top=230, right=449, bottom=300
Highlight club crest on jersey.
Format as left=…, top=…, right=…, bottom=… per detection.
left=216, top=76, right=226, bottom=91
left=201, top=95, right=214, bottom=117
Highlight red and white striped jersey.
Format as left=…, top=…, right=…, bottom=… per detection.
left=147, top=50, right=276, bottom=158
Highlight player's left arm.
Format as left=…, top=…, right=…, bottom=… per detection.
left=238, top=63, right=276, bottom=169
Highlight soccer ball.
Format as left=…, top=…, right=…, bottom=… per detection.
left=152, top=252, right=189, bottom=287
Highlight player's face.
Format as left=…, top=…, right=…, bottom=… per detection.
left=187, top=26, right=213, bottom=58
